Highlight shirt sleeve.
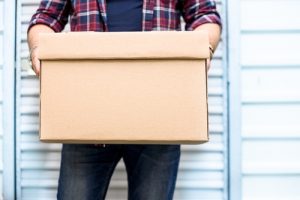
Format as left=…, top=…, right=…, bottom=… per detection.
left=181, top=0, right=222, bottom=31
left=28, top=0, right=71, bottom=33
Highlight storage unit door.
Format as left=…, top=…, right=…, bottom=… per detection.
left=240, top=0, right=300, bottom=199
left=0, top=0, right=4, bottom=198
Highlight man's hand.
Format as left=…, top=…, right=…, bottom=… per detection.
left=30, top=47, right=41, bottom=77
left=194, top=23, right=221, bottom=71
left=28, top=24, right=54, bottom=77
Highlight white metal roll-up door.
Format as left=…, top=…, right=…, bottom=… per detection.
left=0, top=0, right=4, bottom=197
left=17, top=0, right=228, bottom=199
left=240, top=0, right=300, bottom=199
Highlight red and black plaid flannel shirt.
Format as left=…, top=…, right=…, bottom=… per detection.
left=28, top=0, right=221, bottom=32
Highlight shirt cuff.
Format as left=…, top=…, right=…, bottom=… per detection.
left=186, top=13, right=222, bottom=31
left=27, top=14, right=64, bottom=33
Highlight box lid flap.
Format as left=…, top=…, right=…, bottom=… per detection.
left=38, top=31, right=210, bottom=60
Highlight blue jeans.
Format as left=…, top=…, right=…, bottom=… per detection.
left=57, top=144, right=180, bottom=200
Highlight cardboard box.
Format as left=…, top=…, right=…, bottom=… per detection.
left=38, top=31, right=209, bottom=144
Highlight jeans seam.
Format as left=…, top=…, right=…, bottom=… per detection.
left=97, top=148, right=122, bottom=200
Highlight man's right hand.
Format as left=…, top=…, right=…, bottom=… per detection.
left=30, top=46, right=40, bottom=77
left=27, top=24, right=55, bottom=77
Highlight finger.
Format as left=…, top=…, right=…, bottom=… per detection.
left=32, top=57, right=40, bottom=77
left=206, top=58, right=211, bottom=71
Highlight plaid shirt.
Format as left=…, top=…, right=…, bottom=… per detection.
left=29, top=0, right=221, bottom=32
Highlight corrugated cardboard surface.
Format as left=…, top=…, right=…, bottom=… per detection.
left=38, top=31, right=210, bottom=60
left=39, top=31, right=209, bottom=144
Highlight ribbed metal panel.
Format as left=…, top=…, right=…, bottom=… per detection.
left=0, top=0, right=4, bottom=198
left=240, top=0, right=300, bottom=199
left=17, top=0, right=227, bottom=199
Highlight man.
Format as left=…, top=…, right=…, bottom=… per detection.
left=28, top=0, right=222, bottom=199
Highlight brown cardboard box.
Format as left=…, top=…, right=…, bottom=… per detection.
left=38, top=31, right=209, bottom=144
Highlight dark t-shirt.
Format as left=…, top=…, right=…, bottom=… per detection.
left=106, top=0, right=143, bottom=32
